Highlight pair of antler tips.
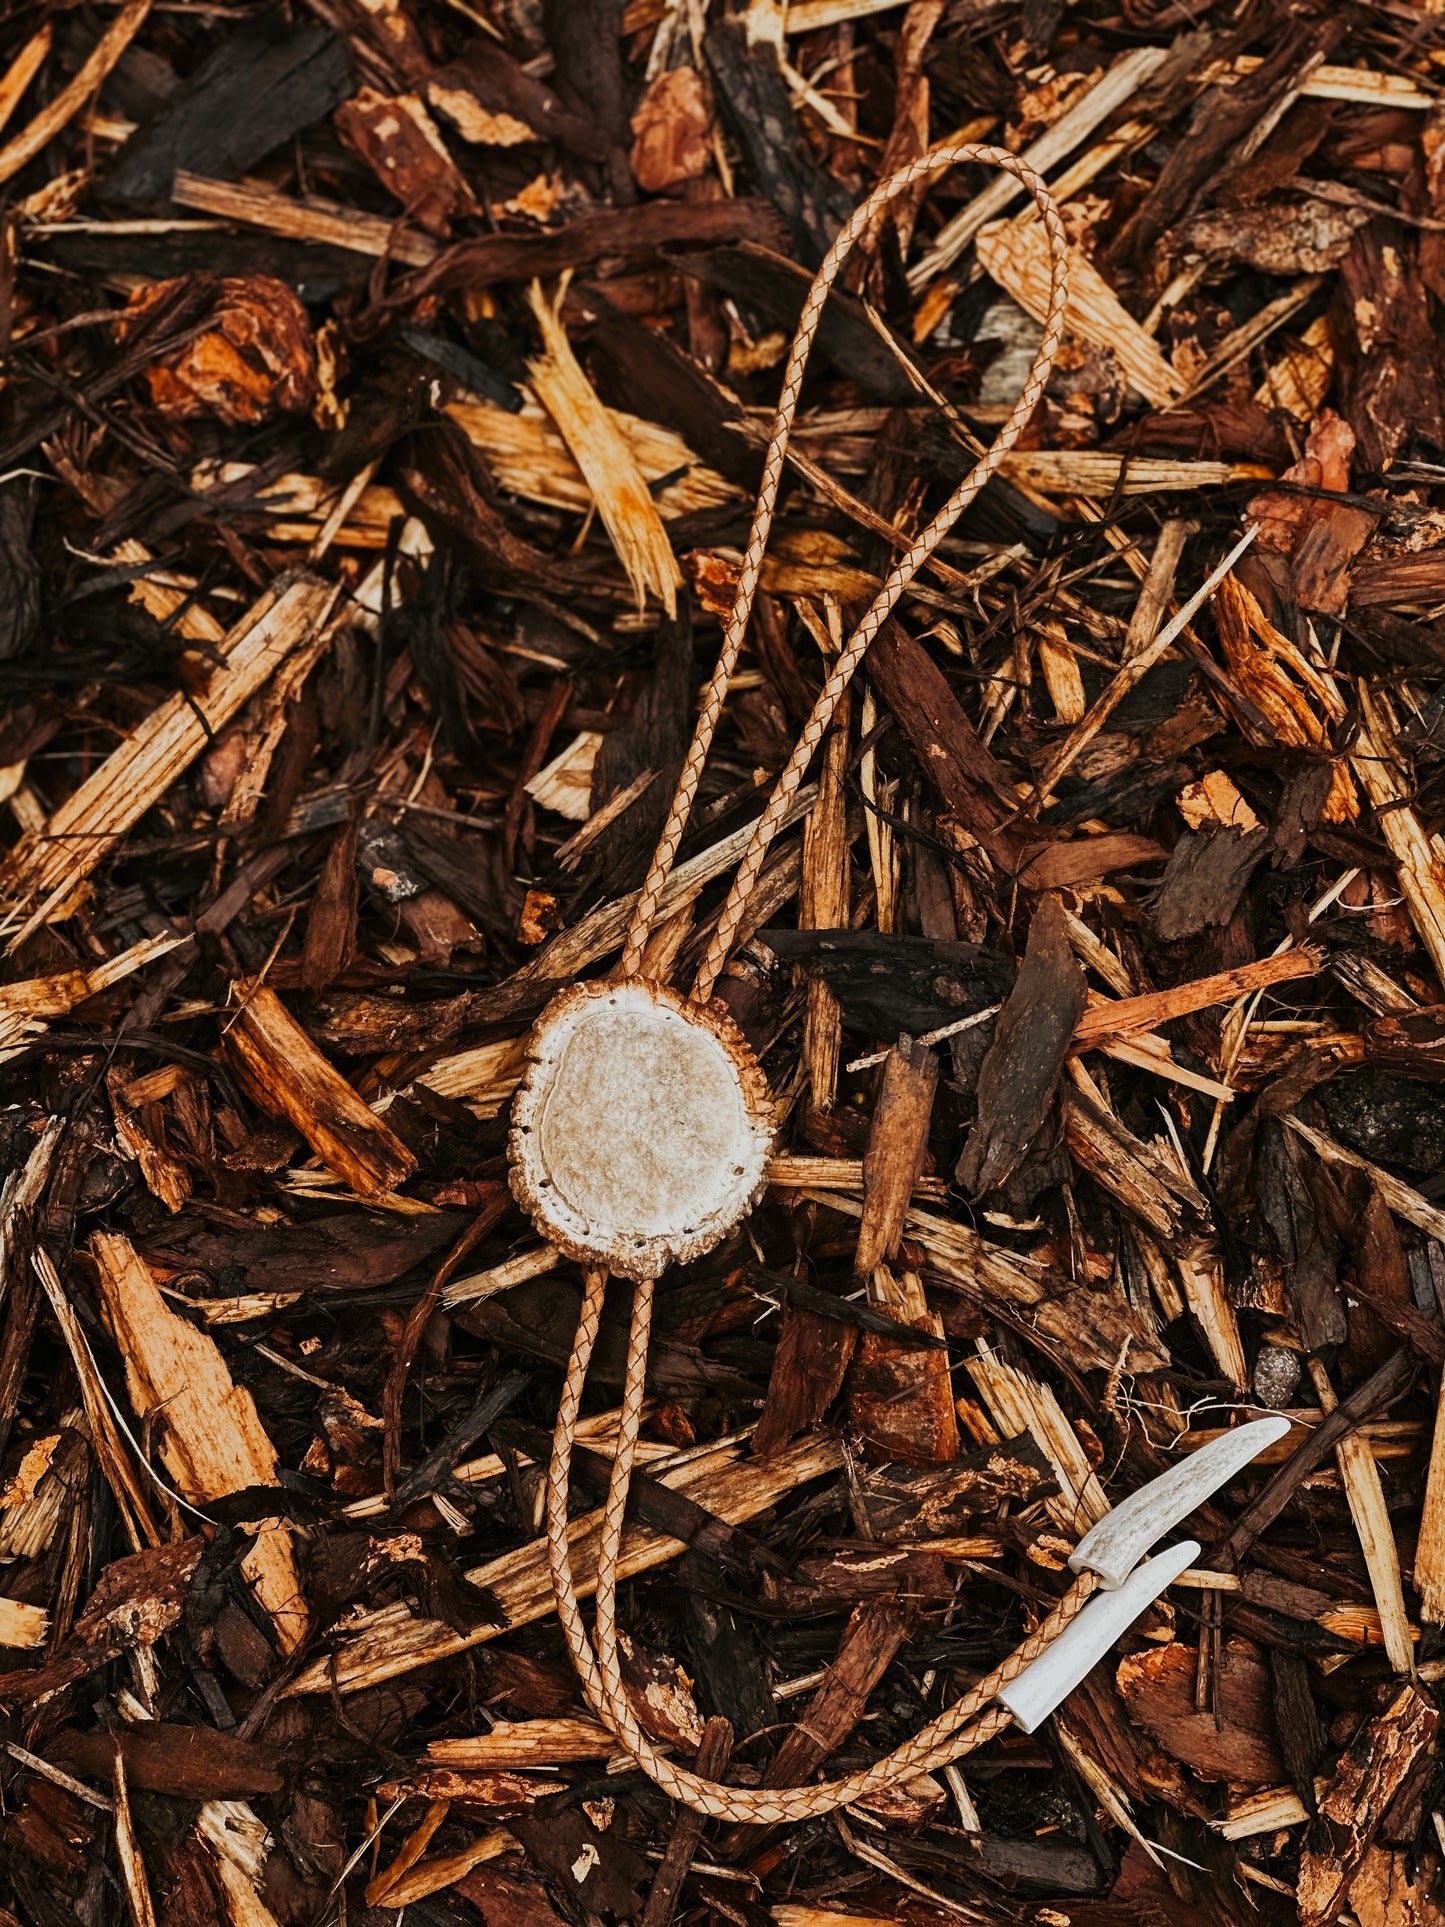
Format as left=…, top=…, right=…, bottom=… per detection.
left=997, top=1539, right=1202, bottom=1734
left=1067, top=1415, right=1292, bottom=1591
left=992, top=1417, right=1291, bottom=1737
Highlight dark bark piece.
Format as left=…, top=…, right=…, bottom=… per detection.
left=703, top=20, right=856, bottom=268
left=38, top=228, right=368, bottom=300
left=306, top=988, right=473, bottom=1053
left=1269, top=761, right=1334, bottom=867
left=761, top=928, right=1013, bottom=1039
left=1290, top=503, right=1375, bottom=616
left=503, top=677, right=570, bottom=870
left=572, top=597, right=693, bottom=897
left=1219, top=96, right=1335, bottom=204
left=1269, top=1646, right=1325, bottom=1814
left=1, top=1541, right=204, bottom=1708
left=1152, top=826, right=1268, bottom=942
left=846, top=1297, right=958, bottom=1465
left=456, top=1865, right=569, bottom=1927
left=585, top=302, right=761, bottom=491
left=893, top=1814, right=1109, bottom=1894
left=614, top=1632, right=707, bottom=1750
left=542, top=0, right=633, bottom=201
left=752, top=1304, right=856, bottom=1458
left=402, top=196, right=788, bottom=301
left=253, top=686, right=321, bottom=846
left=401, top=818, right=519, bottom=941
left=865, top=619, right=1019, bottom=865
left=1253, top=1121, right=1347, bottom=1351
left=1242, top=1570, right=1335, bottom=1620
left=509, top=1805, right=650, bottom=1920
left=105, top=19, right=354, bottom=207
left=1112, top=21, right=1340, bottom=267
left=856, top=1040, right=938, bottom=1274
left=428, top=48, right=608, bottom=160
left=684, top=244, right=919, bottom=403
left=1336, top=224, right=1445, bottom=471
left=138, top=1209, right=466, bottom=1291
left=299, top=818, right=359, bottom=994
left=48, top=1726, right=281, bottom=1799
left=1319, top=1069, right=1445, bottom=1174
left=1345, top=1182, right=1415, bottom=1376
left=1345, top=1278, right=1445, bottom=1368
left=684, top=1597, right=775, bottom=1742
left=1115, top=1637, right=1285, bottom=1784
left=1297, top=1685, right=1439, bottom=1927
left=1178, top=194, right=1370, bottom=277
left=0, top=479, right=40, bottom=663
left=386, top=1357, right=525, bottom=1513
left=456, top=1274, right=759, bottom=1400
left=749, top=1266, right=947, bottom=1348
left=1017, top=833, right=1167, bottom=893
left=761, top=1547, right=949, bottom=1614
left=1351, top=549, right=1445, bottom=607
left=0, top=1261, right=41, bottom=1474
left=335, top=88, right=477, bottom=239
left=397, top=423, right=586, bottom=599
left=385, top=549, right=480, bottom=763
left=639, top=1718, right=732, bottom=1927
left=721, top=1596, right=912, bottom=1851
left=958, top=895, right=1085, bottom=1196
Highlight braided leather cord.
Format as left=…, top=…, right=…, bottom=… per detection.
left=616, top=143, right=1071, bottom=992
left=544, top=147, right=1081, bottom=1822
left=545, top=1271, right=1097, bottom=1821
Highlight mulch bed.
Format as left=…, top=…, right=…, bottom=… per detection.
left=0, top=2, right=1443, bottom=1924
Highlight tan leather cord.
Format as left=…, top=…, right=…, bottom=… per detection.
left=545, top=1266, right=1098, bottom=1820
left=542, top=148, right=1079, bottom=1821
left=615, top=142, right=1071, bottom=994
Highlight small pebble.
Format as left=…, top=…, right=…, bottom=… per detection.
left=1253, top=1344, right=1301, bottom=1409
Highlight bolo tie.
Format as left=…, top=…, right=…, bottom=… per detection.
left=505, top=145, right=1285, bottom=1821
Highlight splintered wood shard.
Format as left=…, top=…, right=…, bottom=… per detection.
left=856, top=1040, right=938, bottom=1273
left=1350, top=684, right=1445, bottom=987
left=1418, top=1369, right=1445, bottom=1624
left=88, top=1232, right=306, bottom=1651
left=0, top=0, right=151, bottom=188
left=907, top=47, right=1166, bottom=286
left=1071, top=948, right=1323, bottom=1047
left=524, top=282, right=682, bottom=615
left=1, top=575, right=334, bottom=935
left=0, top=934, right=183, bottom=1063
left=968, top=1342, right=1109, bottom=1534
left=976, top=219, right=1182, bottom=409
left=221, top=982, right=417, bottom=1202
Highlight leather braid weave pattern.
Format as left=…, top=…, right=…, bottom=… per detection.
left=614, top=143, right=1071, bottom=993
